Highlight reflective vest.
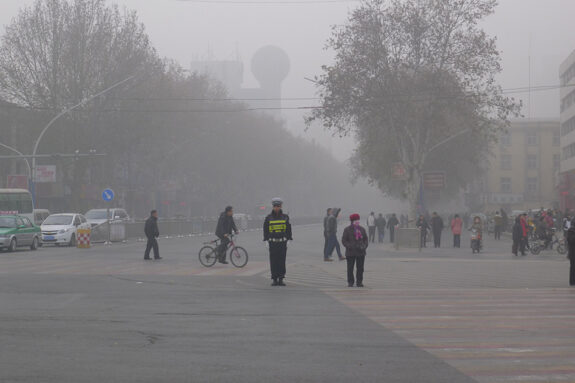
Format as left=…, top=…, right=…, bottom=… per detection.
left=269, top=219, right=287, bottom=234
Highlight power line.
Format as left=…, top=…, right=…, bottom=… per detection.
left=176, top=0, right=359, bottom=4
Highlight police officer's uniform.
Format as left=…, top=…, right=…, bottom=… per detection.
left=263, top=198, right=292, bottom=286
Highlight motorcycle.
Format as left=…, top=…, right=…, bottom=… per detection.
left=470, top=229, right=482, bottom=254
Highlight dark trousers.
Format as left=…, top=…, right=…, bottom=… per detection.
left=217, top=237, right=230, bottom=261
left=377, top=228, right=385, bottom=243
left=368, top=226, right=376, bottom=243
left=513, top=238, right=526, bottom=255
left=420, top=232, right=427, bottom=248
left=269, top=241, right=287, bottom=280
left=346, top=256, right=365, bottom=285
left=570, top=259, right=575, bottom=286
left=389, top=226, right=395, bottom=243
left=323, top=233, right=328, bottom=255
left=453, top=234, right=460, bottom=248
left=494, top=226, right=502, bottom=240
left=433, top=230, right=442, bottom=248
left=325, top=234, right=343, bottom=259
left=144, top=237, right=159, bottom=259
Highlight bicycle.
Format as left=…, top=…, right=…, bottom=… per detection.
left=529, top=232, right=566, bottom=255
left=198, top=234, right=248, bottom=268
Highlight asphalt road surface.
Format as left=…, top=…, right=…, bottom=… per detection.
left=1, top=224, right=573, bottom=382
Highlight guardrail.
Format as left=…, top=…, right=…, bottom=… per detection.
left=89, top=216, right=322, bottom=243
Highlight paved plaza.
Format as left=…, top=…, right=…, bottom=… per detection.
left=0, top=225, right=573, bottom=382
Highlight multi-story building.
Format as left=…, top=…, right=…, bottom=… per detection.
left=559, top=49, right=575, bottom=210
left=481, top=119, right=560, bottom=212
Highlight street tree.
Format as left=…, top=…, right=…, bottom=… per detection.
left=307, top=0, right=520, bottom=223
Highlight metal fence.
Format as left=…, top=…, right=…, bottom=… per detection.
left=89, top=216, right=322, bottom=243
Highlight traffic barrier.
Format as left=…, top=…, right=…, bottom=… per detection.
left=77, top=228, right=91, bottom=249
left=395, top=228, right=421, bottom=250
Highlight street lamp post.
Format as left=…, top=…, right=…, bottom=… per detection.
left=30, top=75, right=137, bottom=203
left=0, top=141, right=32, bottom=185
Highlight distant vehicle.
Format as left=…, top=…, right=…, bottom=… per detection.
left=0, top=215, right=41, bottom=252
left=0, top=189, right=34, bottom=223
left=34, top=209, right=51, bottom=226
left=41, top=213, right=90, bottom=247
left=85, top=208, right=130, bottom=227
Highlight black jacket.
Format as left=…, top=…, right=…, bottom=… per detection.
left=325, top=208, right=340, bottom=236
left=215, top=212, right=238, bottom=239
left=144, top=216, right=159, bottom=239
left=341, top=224, right=369, bottom=257
left=431, top=216, right=444, bottom=232
left=263, top=210, right=293, bottom=241
left=567, top=226, right=575, bottom=261
left=376, top=216, right=387, bottom=230
left=387, top=216, right=399, bottom=229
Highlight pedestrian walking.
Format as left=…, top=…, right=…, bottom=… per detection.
left=431, top=212, right=444, bottom=248
left=512, top=216, right=523, bottom=256
left=376, top=213, right=386, bottom=243
left=263, top=198, right=293, bottom=286
left=342, top=213, right=369, bottom=287
left=324, top=208, right=345, bottom=261
left=367, top=212, right=376, bottom=243
left=493, top=211, right=503, bottom=240
left=566, top=218, right=575, bottom=286
left=323, top=208, right=332, bottom=256
left=387, top=213, right=399, bottom=243
left=215, top=206, right=238, bottom=264
left=416, top=215, right=430, bottom=248
left=500, top=208, right=508, bottom=232
left=451, top=214, right=463, bottom=248
left=144, top=210, right=161, bottom=260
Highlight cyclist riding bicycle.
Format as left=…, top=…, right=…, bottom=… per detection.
left=215, top=206, right=238, bottom=264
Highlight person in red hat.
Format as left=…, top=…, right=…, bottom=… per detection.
left=341, top=213, right=369, bottom=287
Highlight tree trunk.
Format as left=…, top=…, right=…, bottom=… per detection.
left=407, top=167, right=422, bottom=228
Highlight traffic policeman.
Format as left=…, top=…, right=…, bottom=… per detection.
left=263, top=198, right=293, bottom=286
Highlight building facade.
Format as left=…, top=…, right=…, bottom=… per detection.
left=481, top=119, right=560, bottom=212
left=559, top=49, right=575, bottom=211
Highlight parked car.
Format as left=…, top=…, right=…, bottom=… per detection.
left=0, top=215, right=42, bottom=252
left=41, top=213, right=90, bottom=247
left=85, top=208, right=130, bottom=227
left=34, top=209, right=51, bottom=226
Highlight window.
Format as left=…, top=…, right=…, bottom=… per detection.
left=562, top=116, right=575, bottom=137
left=526, top=177, right=538, bottom=196
left=526, top=130, right=538, bottom=146
left=500, top=177, right=511, bottom=193
left=564, top=143, right=575, bottom=160
left=553, top=129, right=561, bottom=146
left=554, top=154, right=561, bottom=170
left=74, top=216, right=81, bottom=226
left=527, top=154, right=538, bottom=170
left=500, top=154, right=512, bottom=170
left=500, top=132, right=511, bottom=146
left=22, top=217, right=33, bottom=227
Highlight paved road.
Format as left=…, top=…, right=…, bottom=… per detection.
left=0, top=224, right=574, bottom=382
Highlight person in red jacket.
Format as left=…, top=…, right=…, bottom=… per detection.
left=451, top=214, right=463, bottom=248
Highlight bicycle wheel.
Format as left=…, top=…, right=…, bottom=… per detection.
left=530, top=243, right=541, bottom=255
left=199, top=246, right=218, bottom=267
left=557, top=242, right=567, bottom=255
left=229, top=246, right=248, bottom=268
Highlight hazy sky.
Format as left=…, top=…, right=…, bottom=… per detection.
left=2, top=0, right=575, bottom=159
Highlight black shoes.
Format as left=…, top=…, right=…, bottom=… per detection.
left=278, top=279, right=286, bottom=286
left=144, top=258, right=151, bottom=261
left=271, top=279, right=279, bottom=286
left=356, top=283, right=364, bottom=288
left=219, top=260, right=229, bottom=264
left=154, top=257, right=162, bottom=260
left=348, top=283, right=354, bottom=287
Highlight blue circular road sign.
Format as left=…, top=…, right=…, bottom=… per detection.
left=102, top=188, right=115, bottom=202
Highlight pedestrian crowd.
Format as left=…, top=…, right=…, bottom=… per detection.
left=141, top=204, right=575, bottom=288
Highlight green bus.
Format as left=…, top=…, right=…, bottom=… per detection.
left=0, top=189, right=34, bottom=222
